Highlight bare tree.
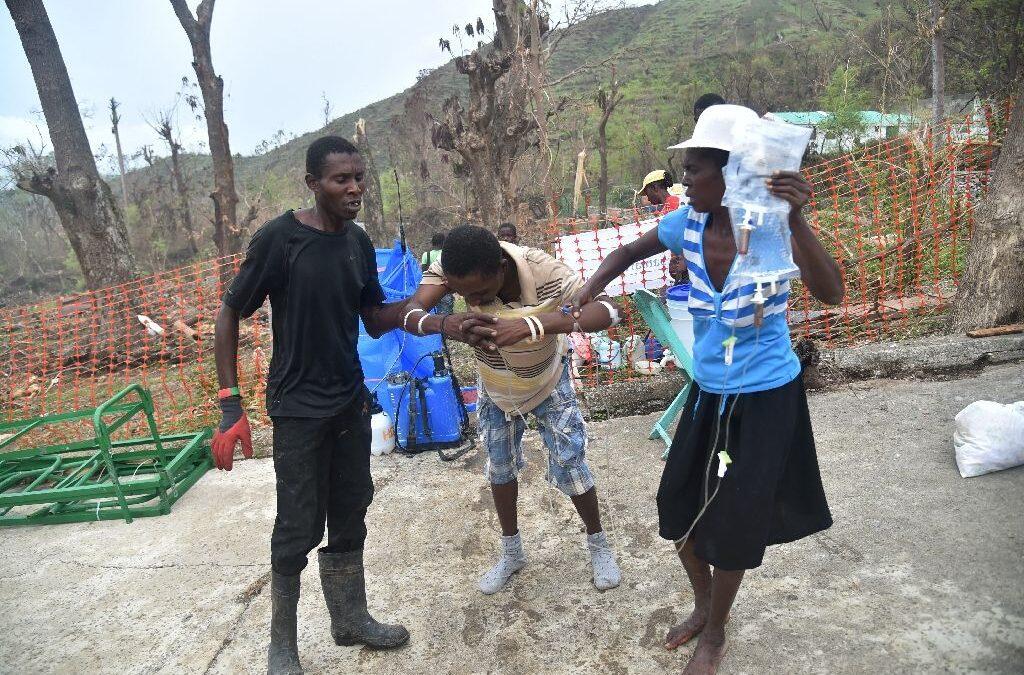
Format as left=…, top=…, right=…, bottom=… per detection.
left=387, top=89, right=469, bottom=226
left=139, top=144, right=157, bottom=167
left=950, top=96, right=1024, bottom=331
left=151, top=111, right=199, bottom=254
left=929, top=0, right=946, bottom=150
left=109, top=98, right=130, bottom=210
left=353, top=118, right=388, bottom=244
left=169, top=0, right=241, bottom=256
left=527, top=0, right=554, bottom=214
left=431, top=1, right=546, bottom=227
left=595, top=64, right=623, bottom=218
left=321, top=91, right=333, bottom=128
left=5, top=0, right=137, bottom=289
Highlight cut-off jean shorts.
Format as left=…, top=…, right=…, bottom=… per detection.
left=477, top=363, right=595, bottom=497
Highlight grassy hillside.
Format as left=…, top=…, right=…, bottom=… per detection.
left=6, top=0, right=1020, bottom=302
left=233, top=0, right=885, bottom=203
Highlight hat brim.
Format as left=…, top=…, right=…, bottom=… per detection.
left=667, top=139, right=732, bottom=151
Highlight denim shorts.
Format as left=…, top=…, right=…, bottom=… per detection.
left=477, top=364, right=595, bottom=497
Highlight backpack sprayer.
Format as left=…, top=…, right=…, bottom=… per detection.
left=371, top=170, right=474, bottom=462
left=383, top=350, right=474, bottom=461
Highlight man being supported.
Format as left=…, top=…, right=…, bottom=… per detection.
left=388, top=224, right=623, bottom=594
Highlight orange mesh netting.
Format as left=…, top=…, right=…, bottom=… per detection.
left=0, top=101, right=1013, bottom=424
left=1, top=255, right=267, bottom=430
left=547, top=102, right=1011, bottom=385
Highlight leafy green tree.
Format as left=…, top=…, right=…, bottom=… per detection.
left=818, top=63, right=872, bottom=153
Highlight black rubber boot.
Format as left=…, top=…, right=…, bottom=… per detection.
left=267, top=572, right=303, bottom=675
left=319, top=549, right=410, bottom=649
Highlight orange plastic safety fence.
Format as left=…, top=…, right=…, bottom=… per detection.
left=0, top=103, right=1013, bottom=422
left=546, top=102, right=1011, bottom=385
left=0, top=254, right=270, bottom=431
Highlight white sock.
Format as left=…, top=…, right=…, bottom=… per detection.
left=479, top=532, right=527, bottom=595
left=587, top=530, right=621, bottom=590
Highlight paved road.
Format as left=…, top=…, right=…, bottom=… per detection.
left=1, top=363, right=1021, bottom=674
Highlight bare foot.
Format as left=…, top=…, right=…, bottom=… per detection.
left=682, top=629, right=728, bottom=675
left=664, top=608, right=708, bottom=650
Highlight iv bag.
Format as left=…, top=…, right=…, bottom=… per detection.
left=727, top=207, right=800, bottom=282
left=722, top=116, right=812, bottom=212
left=724, top=117, right=812, bottom=283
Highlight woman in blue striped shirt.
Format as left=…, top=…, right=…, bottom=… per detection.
left=571, top=124, right=843, bottom=675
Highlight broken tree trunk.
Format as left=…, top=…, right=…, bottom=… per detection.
left=353, top=118, right=388, bottom=244
left=950, top=96, right=1024, bottom=331
left=169, top=0, right=241, bottom=257
left=109, top=98, right=130, bottom=211
left=6, top=0, right=138, bottom=290
left=596, top=64, right=623, bottom=218
left=430, top=0, right=541, bottom=228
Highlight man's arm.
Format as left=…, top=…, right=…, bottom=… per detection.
left=214, top=302, right=241, bottom=389
left=361, top=282, right=444, bottom=338
left=467, top=296, right=621, bottom=349
left=211, top=301, right=252, bottom=470
left=361, top=282, right=472, bottom=340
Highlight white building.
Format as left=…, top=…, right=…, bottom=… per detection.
left=765, top=110, right=917, bottom=154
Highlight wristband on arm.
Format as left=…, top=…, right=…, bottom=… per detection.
left=596, top=300, right=621, bottom=326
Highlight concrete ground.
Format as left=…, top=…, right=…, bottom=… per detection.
left=1, top=363, right=1022, bottom=674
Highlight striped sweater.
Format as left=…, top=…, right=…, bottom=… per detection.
left=422, top=242, right=583, bottom=414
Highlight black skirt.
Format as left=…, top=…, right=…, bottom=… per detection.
left=657, top=376, right=832, bottom=570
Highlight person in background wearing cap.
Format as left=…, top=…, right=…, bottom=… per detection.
left=640, top=170, right=687, bottom=284
left=640, top=169, right=681, bottom=216
left=570, top=105, right=844, bottom=675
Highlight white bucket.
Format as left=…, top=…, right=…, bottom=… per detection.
left=665, top=285, right=694, bottom=357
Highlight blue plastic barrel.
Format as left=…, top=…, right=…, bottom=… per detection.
left=666, top=283, right=691, bottom=303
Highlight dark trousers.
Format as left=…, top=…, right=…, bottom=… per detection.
left=270, top=407, right=374, bottom=576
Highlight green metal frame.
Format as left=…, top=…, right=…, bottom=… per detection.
left=632, top=289, right=695, bottom=458
left=0, top=384, right=212, bottom=526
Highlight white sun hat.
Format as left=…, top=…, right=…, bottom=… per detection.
left=668, top=104, right=760, bottom=152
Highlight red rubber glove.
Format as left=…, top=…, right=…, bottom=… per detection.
left=211, top=395, right=252, bottom=470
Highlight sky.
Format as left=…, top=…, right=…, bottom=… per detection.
left=2, top=1, right=652, bottom=173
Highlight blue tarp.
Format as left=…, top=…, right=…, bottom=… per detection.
left=358, top=241, right=441, bottom=390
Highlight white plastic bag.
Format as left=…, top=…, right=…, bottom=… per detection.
left=953, top=400, right=1024, bottom=477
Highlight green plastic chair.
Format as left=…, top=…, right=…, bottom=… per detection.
left=632, top=289, right=694, bottom=458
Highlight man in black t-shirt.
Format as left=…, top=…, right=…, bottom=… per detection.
left=213, top=136, right=409, bottom=673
